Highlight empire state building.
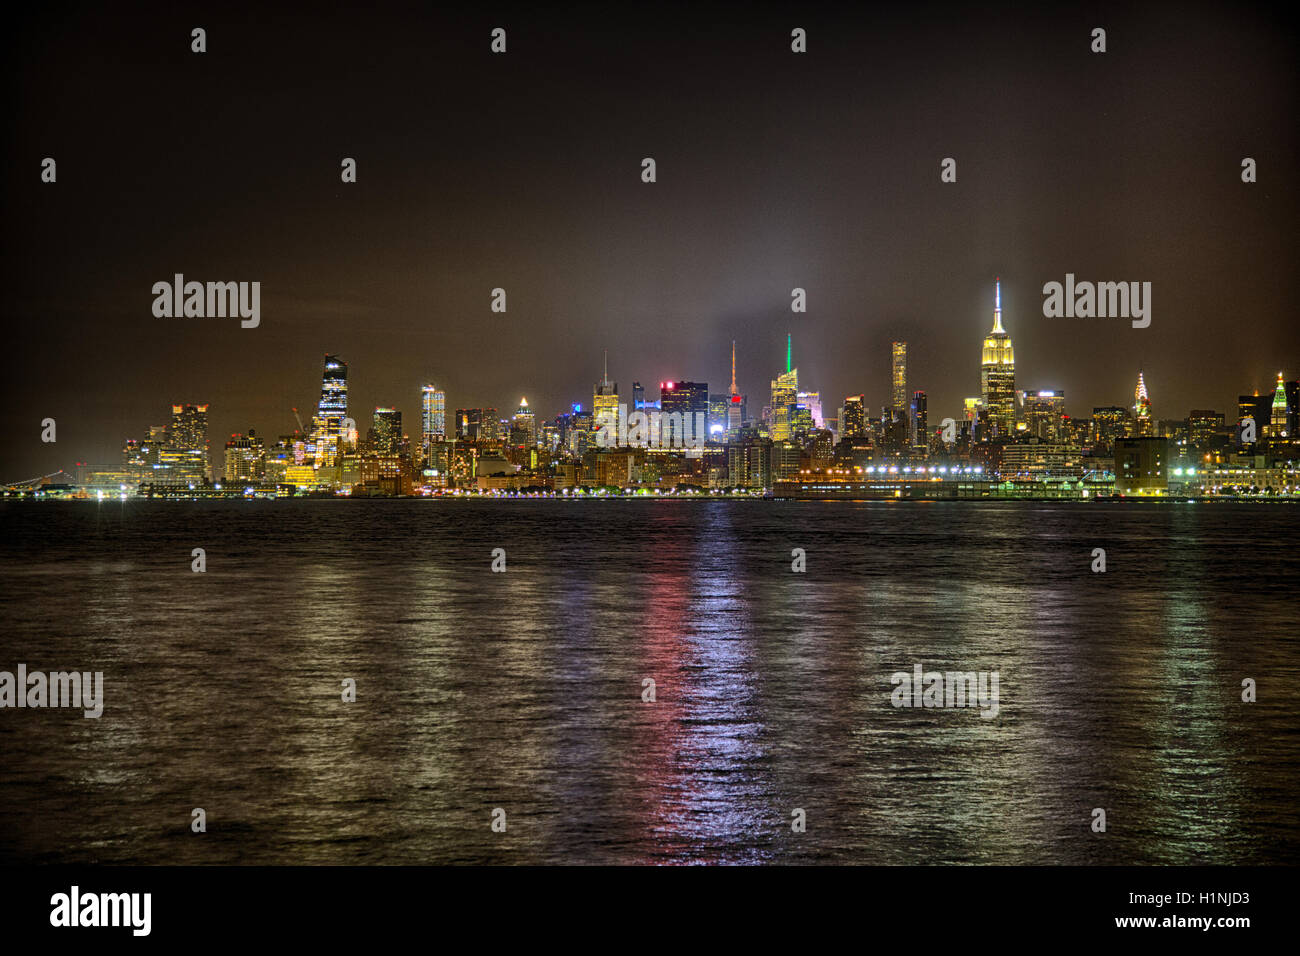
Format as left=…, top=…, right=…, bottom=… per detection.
left=980, top=278, right=1016, bottom=436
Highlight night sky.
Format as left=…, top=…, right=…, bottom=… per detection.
left=2, top=1, right=1295, bottom=478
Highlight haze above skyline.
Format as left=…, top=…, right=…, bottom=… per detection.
left=3, top=1, right=1296, bottom=476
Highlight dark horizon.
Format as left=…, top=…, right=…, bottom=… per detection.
left=3, top=1, right=1296, bottom=477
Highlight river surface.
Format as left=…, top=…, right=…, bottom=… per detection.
left=1, top=499, right=1296, bottom=864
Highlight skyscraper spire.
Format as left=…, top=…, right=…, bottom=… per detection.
left=1271, top=370, right=1289, bottom=437
left=786, top=333, right=792, bottom=375
left=981, top=278, right=1015, bottom=436
left=1134, top=370, right=1152, bottom=434
left=730, top=340, right=738, bottom=395
left=602, top=349, right=609, bottom=386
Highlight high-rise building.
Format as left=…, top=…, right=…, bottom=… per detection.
left=371, top=408, right=402, bottom=456
left=770, top=370, right=798, bottom=441
left=891, top=339, right=912, bottom=446
left=311, top=355, right=349, bottom=468
left=797, top=391, right=823, bottom=429
left=911, top=390, right=928, bottom=456
left=168, top=403, right=208, bottom=452
left=727, top=394, right=746, bottom=435
left=1187, top=410, right=1224, bottom=456
left=769, top=441, right=801, bottom=481
left=122, top=439, right=148, bottom=479
left=961, top=398, right=989, bottom=443
left=1091, top=406, right=1130, bottom=450
left=223, top=429, right=265, bottom=482
left=421, top=384, right=446, bottom=452
left=164, top=403, right=211, bottom=481
left=769, top=334, right=799, bottom=441
left=594, top=352, right=619, bottom=443
left=708, top=394, right=731, bottom=439
left=511, top=397, right=536, bottom=447
left=1237, top=393, right=1270, bottom=444
left=455, top=408, right=499, bottom=443
left=727, top=427, right=772, bottom=489
left=555, top=406, right=592, bottom=457
left=891, top=341, right=908, bottom=412
left=660, top=380, right=709, bottom=447
left=563, top=408, right=595, bottom=459
left=790, top=402, right=814, bottom=436
left=1020, top=390, right=1066, bottom=442
left=841, top=395, right=867, bottom=439
left=1132, top=371, right=1152, bottom=436
left=1269, top=371, right=1289, bottom=437
left=980, top=279, right=1016, bottom=436
left=881, top=405, right=909, bottom=457
left=727, top=341, right=746, bottom=436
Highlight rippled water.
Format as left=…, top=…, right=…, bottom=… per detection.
left=1, top=499, right=1296, bottom=864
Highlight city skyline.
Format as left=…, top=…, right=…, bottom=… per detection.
left=16, top=278, right=1298, bottom=483
left=7, top=275, right=1299, bottom=479
left=3, top=4, right=1296, bottom=478
left=17, top=279, right=1298, bottom=502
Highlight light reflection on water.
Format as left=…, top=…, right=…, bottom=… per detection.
left=0, top=498, right=1296, bottom=865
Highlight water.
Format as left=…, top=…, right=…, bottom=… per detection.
left=1, top=499, right=1297, bottom=865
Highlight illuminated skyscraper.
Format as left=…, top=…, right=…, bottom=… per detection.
left=165, top=403, right=210, bottom=481
left=371, top=408, right=402, bottom=456
left=512, top=397, right=536, bottom=446
left=593, top=351, right=619, bottom=443
left=881, top=405, right=909, bottom=456
left=770, top=334, right=799, bottom=441
left=1132, top=371, right=1152, bottom=436
left=727, top=341, right=746, bottom=436
left=455, top=408, right=498, bottom=443
left=223, top=430, right=265, bottom=482
left=891, top=341, right=907, bottom=412
left=911, top=390, right=928, bottom=456
left=660, top=380, right=709, bottom=447
left=1021, top=390, right=1066, bottom=442
left=980, top=279, right=1016, bottom=436
left=708, top=393, right=730, bottom=438
left=312, top=354, right=348, bottom=468
left=169, top=403, right=208, bottom=450
left=1270, top=371, right=1289, bottom=437
left=841, top=395, right=867, bottom=438
left=1092, top=406, right=1131, bottom=450
left=1237, top=393, right=1269, bottom=445
left=1188, top=410, right=1224, bottom=456
left=797, top=391, right=823, bottom=428
left=790, top=402, right=814, bottom=436
left=421, top=384, right=446, bottom=449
